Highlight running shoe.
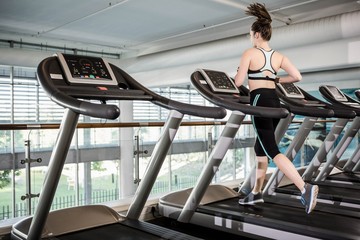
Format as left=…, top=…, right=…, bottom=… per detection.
left=300, top=184, right=319, bottom=214
left=238, top=192, right=264, bottom=205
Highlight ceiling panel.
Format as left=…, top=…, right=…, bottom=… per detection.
left=0, top=0, right=359, bottom=57
left=0, top=0, right=112, bottom=34
left=45, top=0, right=242, bottom=46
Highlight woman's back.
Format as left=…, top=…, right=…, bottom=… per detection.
left=238, top=46, right=301, bottom=91
left=246, top=47, right=283, bottom=91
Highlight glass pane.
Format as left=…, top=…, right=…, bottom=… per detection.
left=0, top=84, right=11, bottom=123
left=0, top=169, right=15, bottom=220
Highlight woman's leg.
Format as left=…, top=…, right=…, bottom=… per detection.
left=239, top=154, right=267, bottom=205
left=253, top=156, right=268, bottom=193
left=273, top=153, right=319, bottom=214
left=273, top=153, right=304, bottom=192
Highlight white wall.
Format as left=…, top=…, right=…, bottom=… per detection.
left=121, top=10, right=360, bottom=90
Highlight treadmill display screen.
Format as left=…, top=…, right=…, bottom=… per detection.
left=197, top=69, right=239, bottom=94
left=324, top=85, right=347, bottom=102
left=57, top=53, right=118, bottom=86
left=277, top=83, right=304, bottom=99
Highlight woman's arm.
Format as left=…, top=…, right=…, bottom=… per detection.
left=278, top=56, right=302, bottom=83
left=234, top=50, right=252, bottom=87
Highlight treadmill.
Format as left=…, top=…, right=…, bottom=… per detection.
left=353, top=89, right=360, bottom=172
left=269, top=85, right=360, bottom=216
left=158, top=69, right=360, bottom=239
left=302, top=86, right=359, bottom=182
left=11, top=54, right=227, bottom=240
left=310, top=86, right=360, bottom=185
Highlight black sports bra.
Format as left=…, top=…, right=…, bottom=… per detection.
left=247, top=48, right=277, bottom=81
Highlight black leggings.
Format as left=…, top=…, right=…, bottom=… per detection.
left=250, top=88, right=281, bottom=160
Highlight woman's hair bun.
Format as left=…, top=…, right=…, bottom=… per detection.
left=246, top=2, right=273, bottom=41
left=245, top=2, right=272, bottom=24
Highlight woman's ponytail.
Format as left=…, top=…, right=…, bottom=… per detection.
left=246, top=3, right=272, bottom=41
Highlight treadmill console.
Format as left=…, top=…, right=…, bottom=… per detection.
left=322, top=85, right=348, bottom=102
left=57, top=53, right=118, bottom=86
left=197, top=68, right=239, bottom=94
left=356, top=90, right=360, bottom=100
left=44, top=53, right=153, bottom=101
left=277, top=83, right=304, bottom=99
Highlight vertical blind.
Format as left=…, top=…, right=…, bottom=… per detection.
left=0, top=65, right=210, bottom=124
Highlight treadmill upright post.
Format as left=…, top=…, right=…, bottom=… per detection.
left=126, top=110, right=184, bottom=220
left=302, top=118, right=349, bottom=181
left=352, top=146, right=360, bottom=172
left=177, top=111, right=245, bottom=223
left=343, top=140, right=360, bottom=172
left=27, top=109, right=79, bottom=240
left=315, top=116, right=360, bottom=182
left=263, top=116, right=317, bottom=196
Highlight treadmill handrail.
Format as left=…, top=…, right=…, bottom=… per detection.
left=299, top=86, right=355, bottom=118
left=319, top=85, right=360, bottom=116
left=38, top=57, right=120, bottom=120
left=38, top=57, right=226, bottom=120
left=191, top=71, right=289, bottom=118
left=112, top=65, right=227, bottom=119
left=276, top=86, right=336, bottom=118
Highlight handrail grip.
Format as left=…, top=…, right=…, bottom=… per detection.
left=0, top=119, right=338, bottom=130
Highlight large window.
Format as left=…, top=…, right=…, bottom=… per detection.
left=0, top=65, right=241, bottom=222
left=1, top=63, right=358, bottom=224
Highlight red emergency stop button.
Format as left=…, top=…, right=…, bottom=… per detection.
left=97, top=86, right=108, bottom=91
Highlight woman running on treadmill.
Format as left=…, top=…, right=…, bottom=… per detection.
left=234, top=2, right=319, bottom=214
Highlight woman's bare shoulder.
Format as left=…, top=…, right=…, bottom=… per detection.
left=273, top=50, right=284, bottom=58
left=246, top=47, right=258, bottom=53
left=273, top=51, right=285, bottom=63
left=242, top=48, right=258, bottom=57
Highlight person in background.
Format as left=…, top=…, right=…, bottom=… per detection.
left=234, top=2, right=318, bottom=214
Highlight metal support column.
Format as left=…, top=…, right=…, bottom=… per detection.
left=352, top=146, right=360, bottom=172
left=126, top=110, right=184, bottom=220
left=27, top=109, right=79, bottom=240
left=177, top=111, right=245, bottom=223
left=133, top=134, right=148, bottom=185
left=302, top=118, right=349, bottom=181
left=315, top=116, right=360, bottom=182
left=343, top=139, right=360, bottom=172
left=20, top=140, right=41, bottom=216
left=134, top=135, right=141, bottom=185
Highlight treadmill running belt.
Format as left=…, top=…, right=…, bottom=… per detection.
left=277, top=183, right=360, bottom=204
left=327, top=172, right=360, bottom=183
left=57, top=223, right=162, bottom=240
left=57, top=220, right=199, bottom=240
left=198, top=198, right=360, bottom=239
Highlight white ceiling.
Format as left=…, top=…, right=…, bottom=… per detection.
left=1, top=0, right=360, bottom=58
